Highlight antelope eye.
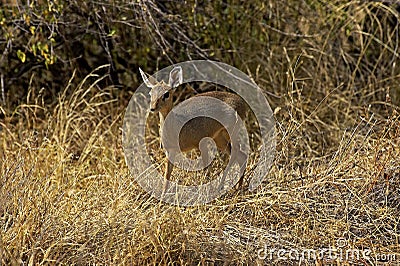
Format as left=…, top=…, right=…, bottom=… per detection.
left=162, top=91, right=170, bottom=100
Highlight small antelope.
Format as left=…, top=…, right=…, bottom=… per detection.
left=140, top=66, right=248, bottom=189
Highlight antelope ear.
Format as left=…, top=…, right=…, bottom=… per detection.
left=168, top=66, right=183, bottom=88
left=139, top=68, right=158, bottom=88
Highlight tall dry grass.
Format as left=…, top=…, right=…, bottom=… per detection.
left=1, top=0, right=400, bottom=265
left=1, top=68, right=399, bottom=264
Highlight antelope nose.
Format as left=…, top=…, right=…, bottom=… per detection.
left=150, top=107, right=155, bottom=112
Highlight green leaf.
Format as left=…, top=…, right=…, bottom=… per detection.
left=107, top=29, right=116, bottom=37
left=17, top=50, right=26, bottom=63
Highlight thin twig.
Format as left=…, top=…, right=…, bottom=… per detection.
left=1, top=74, right=5, bottom=105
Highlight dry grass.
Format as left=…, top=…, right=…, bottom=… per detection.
left=1, top=66, right=399, bottom=264
left=1, top=0, right=400, bottom=265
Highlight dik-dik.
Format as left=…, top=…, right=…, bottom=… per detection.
left=140, top=66, right=248, bottom=188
